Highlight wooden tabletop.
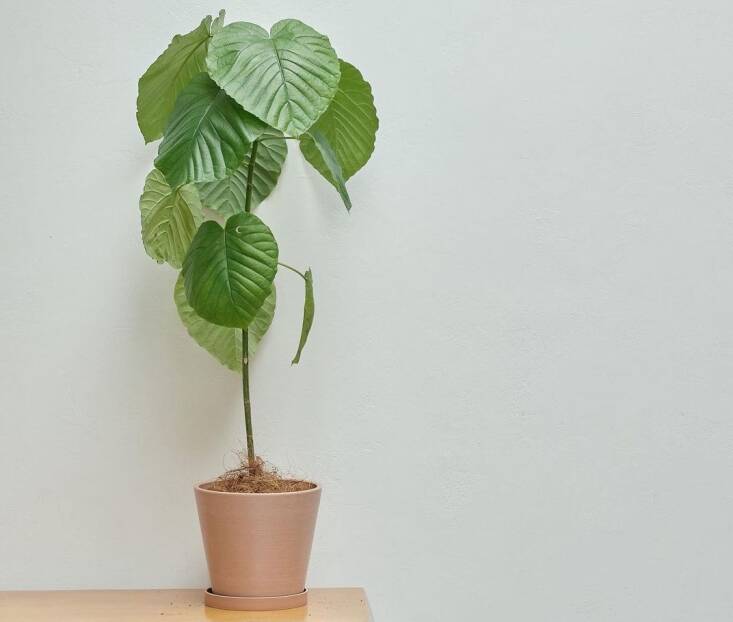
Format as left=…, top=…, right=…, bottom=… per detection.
left=0, top=588, right=370, bottom=621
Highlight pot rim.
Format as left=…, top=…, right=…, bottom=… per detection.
left=194, top=481, right=321, bottom=497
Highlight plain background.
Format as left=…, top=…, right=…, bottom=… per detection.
left=1, top=1, right=733, bottom=620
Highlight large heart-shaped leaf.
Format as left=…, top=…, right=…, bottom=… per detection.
left=174, top=274, right=276, bottom=371
left=139, top=169, right=202, bottom=268
left=206, top=19, right=340, bottom=137
left=300, top=59, right=378, bottom=207
left=196, top=130, right=287, bottom=217
left=155, top=74, right=267, bottom=188
left=136, top=12, right=223, bottom=144
left=183, top=212, right=278, bottom=328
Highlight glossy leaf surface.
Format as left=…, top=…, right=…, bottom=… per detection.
left=300, top=59, right=378, bottom=184
left=182, top=212, right=278, bottom=328
left=196, top=130, right=287, bottom=217
left=206, top=19, right=340, bottom=136
left=155, top=74, right=266, bottom=188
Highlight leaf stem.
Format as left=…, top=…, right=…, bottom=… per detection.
left=242, top=139, right=259, bottom=469
left=244, top=140, right=259, bottom=215
left=278, top=261, right=307, bottom=279
left=258, top=135, right=299, bottom=142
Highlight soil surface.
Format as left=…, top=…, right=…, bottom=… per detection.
left=204, top=458, right=316, bottom=493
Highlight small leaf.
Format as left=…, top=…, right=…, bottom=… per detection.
left=139, top=169, right=202, bottom=268
left=174, top=274, right=275, bottom=371
left=182, top=212, right=278, bottom=328
left=211, top=9, right=226, bottom=33
left=136, top=15, right=215, bottom=143
left=196, top=129, right=287, bottom=217
left=292, top=269, right=315, bottom=364
left=206, top=20, right=341, bottom=136
left=305, top=130, right=351, bottom=210
left=155, top=74, right=267, bottom=188
left=300, top=59, right=378, bottom=184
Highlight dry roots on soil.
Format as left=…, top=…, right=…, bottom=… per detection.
left=205, top=457, right=316, bottom=494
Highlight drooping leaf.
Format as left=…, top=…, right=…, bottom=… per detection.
left=155, top=74, right=267, bottom=188
left=196, top=129, right=287, bottom=217
left=300, top=60, right=378, bottom=180
left=291, top=268, right=315, bottom=364
left=136, top=13, right=222, bottom=143
left=305, top=130, right=351, bottom=210
left=206, top=19, right=340, bottom=137
left=174, top=274, right=275, bottom=371
left=182, top=212, right=278, bottom=328
left=139, top=169, right=203, bottom=268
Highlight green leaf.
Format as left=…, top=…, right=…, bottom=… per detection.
left=196, top=130, right=287, bottom=217
left=174, top=274, right=275, bottom=371
left=248, top=284, right=277, bottom=355
left=155, top=74, right=267, bottom=188
left=211, top=9, right=226, bottom=33
left=136, top=14, right=218, bottom=144
left=305, top=129, right=351, bottom=210
left=139, top=169, right=202, bottom=268
left=291, top=268, right=315, bottom=364
left=182, top=212, right=278, bottom=328
left=300, top=60, right=378, bottom=206
left=206, top=19, right=341, bottom=137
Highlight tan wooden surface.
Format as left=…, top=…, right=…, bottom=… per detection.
left=0, top=587, right=370, bottom=622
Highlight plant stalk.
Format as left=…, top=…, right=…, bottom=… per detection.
left=241, top=328, right=255, bottom=469
left=244, top=140, right=259, bottom=213
left=278, top=261, right=307, bottom=279
left=242, top=139, right=259, bottom=469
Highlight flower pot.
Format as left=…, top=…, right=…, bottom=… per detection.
left=194, top=482, right=321, bottom=611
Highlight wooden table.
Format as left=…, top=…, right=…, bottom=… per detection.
left=0, top=588, right=371, bottom=621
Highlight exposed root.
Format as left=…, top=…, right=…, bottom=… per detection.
left=204, top=456, right=316, bottom=494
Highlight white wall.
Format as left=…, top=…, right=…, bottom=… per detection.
left=1, top=1, right=733, bottom=620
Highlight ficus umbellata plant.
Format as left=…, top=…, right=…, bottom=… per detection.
left=136, top=10, right=378, bottom=468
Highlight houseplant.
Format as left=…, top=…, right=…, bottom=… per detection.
left=136, top=10, right=377, bottom=611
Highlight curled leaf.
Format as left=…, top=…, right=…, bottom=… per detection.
left=292, top=269, right=315, bottom=364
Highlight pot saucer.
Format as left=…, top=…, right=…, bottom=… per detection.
left=204, top=587, right=308, bottom=611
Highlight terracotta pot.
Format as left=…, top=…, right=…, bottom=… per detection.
left=194, top=482, right=321, bottom=611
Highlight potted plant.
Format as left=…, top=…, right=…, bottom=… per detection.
left=135, top=10, right=378, bottom=611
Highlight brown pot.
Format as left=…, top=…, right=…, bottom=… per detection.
left=194, top=482, right=321, bottom=611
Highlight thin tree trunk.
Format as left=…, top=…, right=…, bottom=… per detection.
left=242, top=139, right=260, bottom=469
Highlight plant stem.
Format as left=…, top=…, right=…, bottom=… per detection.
left=242, top=139, right=259, bottom=469
left=278, top=261, right=307, bottom=279
left=244, top=140, right=259, bottom=214
left=241, top=328, right=255, bottom=469
left=258, top=135, right=299, bottom=142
